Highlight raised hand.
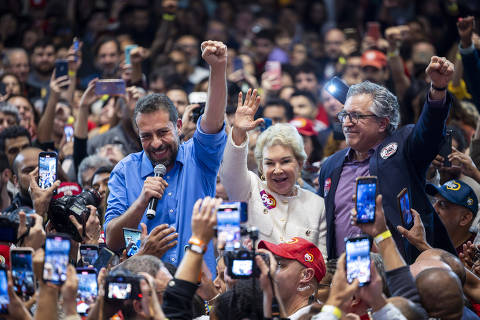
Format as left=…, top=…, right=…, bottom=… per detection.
left=137, top=224, right=178, bottom=259
left=201, top=40, right=227, bottom=68
left=426, top=56, right=454, bottom=89
left=396, top=209, right=431, bottom=252
left=457, top=16, right=475, bottom=48
left=79, top=78, right=100, bottom=108
left=232, top=89, right=264, bottom=145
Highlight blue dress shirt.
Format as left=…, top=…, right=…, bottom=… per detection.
left=105, top=117, right=227, bottom=272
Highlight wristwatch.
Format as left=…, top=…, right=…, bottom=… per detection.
left=188, top=237, right=207, bottom=254
left=187, top=244, right=204, bottom=254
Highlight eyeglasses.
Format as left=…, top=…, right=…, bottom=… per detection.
left=336, top=110, right=378, bottom=124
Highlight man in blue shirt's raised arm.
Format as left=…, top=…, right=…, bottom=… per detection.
left=104, top=40, right=228, bottom=271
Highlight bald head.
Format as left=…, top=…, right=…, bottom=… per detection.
left=6, top=48, right=29, bottom=83
left=416, top=268, right=464, bottom=320
left=13, top=147, right=42, bottom=196
left=410, top=258, right=450, bottom=278
left=387, top=296, right=427, bottom=320
left=416, top=249, right=466, bottom=285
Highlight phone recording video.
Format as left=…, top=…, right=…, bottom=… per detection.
left=355, top=176, right=377, bottom=223
left=76, top=268, right=98, bottom=316
left=11, top=249, right=35, bottom=298
left=345, top=236, right=371, bottom=286
left=43, top=234, right=71, bottom=285
left=439, top=130, right=453, bottom=167
left=54, top=60, right=68, bottom=79
left=217, top=202, right=247, bottom=251
left=397, top=188, right=413, bottom=229
left=125, top=45, right=138, bottom=65
left=95, top=79, right=126, bottom=95
left=38, top=152, right=57, bottom=189
left=80, top=245, right=99, bottom=267
left=93, top=247, right=115, bottom=272
left=123, top=228, right=141, bottom=257
left=0, top=267, right=8, bottom=314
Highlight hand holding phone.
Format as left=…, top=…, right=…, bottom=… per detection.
left=345, top=236, right=371, bottom=286
left=397, top=188, right=413, bottom=229
left=11, top=248, right=35, bottom=299
left=355, top=176, right=377, bottom=224
left=43, top=234, right=71, bottom=285
left=76, top=268, right=97, bottom=315
left=123, top=228, right=142, bottom=257
left=438, top=130, right=453, bottom=167
left=38, top=152, right=58, bottom=189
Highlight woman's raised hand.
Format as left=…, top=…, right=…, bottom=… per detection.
left=233, top=88, right=264, bottom=133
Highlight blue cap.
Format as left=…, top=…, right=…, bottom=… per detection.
left=426, top=179, right=479, bottom=215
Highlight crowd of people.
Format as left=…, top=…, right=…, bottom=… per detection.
left=2, top=0, right=480, bottom=319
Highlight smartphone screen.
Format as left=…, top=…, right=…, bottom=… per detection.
left=107, top=281, right=132, bottom=300
left=95, top=80, right=126, bottom=95
left=80, top=245, right=99, bottom=266
left=233, top=57, right=244, bottom=71
left=38, top=152, right=57, bottom=189
left=217, top=205, right=241, bottom=251
left=11, top=250, right=35, bottom=298
left=123, top=228, right=141, bottom=257
left=0, top=268, right=8, bottom=314
left=398, top=189, right=413, bottom=228
left=93, top=247, right=115, bottom=272
left=346, top=237, right=371, bottom=286
left=43, top=235, right=71, bottom=285
left=356, top=177, right=377, bottom=223
left=125, top=44, right=138, bottom=65
left=265, top=61, right=282, bottom=90
left=76, top=268, right=98, bottom=316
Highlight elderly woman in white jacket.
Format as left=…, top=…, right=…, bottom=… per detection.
left=220, top=89, right=327, bottom=257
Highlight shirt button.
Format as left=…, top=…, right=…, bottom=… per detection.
left=263, top=208, right=269, bottom=215
left=166, top=176, right=170, bottom=179
left=169, top=209, right=174, bottom=213
left=168, top=192, right=172, bottom=196
left=306, top=230, right=311, bottom=236
left=171, top=257, right=176, bottom=262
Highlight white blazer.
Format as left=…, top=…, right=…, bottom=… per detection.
left=219, top=133, right=327, bottom=258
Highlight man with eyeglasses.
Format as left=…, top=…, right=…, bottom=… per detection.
left=318, top=56, right=457, bottom=263
left=426, top=179, right=478, bottom=255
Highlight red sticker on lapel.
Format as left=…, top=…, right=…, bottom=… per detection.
left=324, top=178, right=331, bottom=196
left=260, top=190, right=276, bottom=209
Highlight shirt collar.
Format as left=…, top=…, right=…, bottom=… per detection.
left=140, top=145, right=186, bottom=178
left=344, top=143, right=381, bottom=162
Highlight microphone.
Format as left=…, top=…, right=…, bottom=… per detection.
left=146, top=164, right=167, bottom=220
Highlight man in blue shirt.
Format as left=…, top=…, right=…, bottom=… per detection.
left=104, top=40, right=228, bottom=271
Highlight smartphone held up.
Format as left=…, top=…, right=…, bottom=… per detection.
left=355, top=176, right=377, bottom=224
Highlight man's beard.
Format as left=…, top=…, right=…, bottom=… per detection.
left=147, top=136, right=180, bottom=168
left=35, top=65, right=54, bottom=77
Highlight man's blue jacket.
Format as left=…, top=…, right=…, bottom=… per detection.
left=318, top=93, right=456, bottom=263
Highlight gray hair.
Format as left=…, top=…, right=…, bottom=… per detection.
left=3, top=48, right=28, bottom=67
left=0, top=102, right=20, bottom=124
left=114, top=254, right=166, bottom=277
left=347, top=81, right=400, bottom=134
left=254, top=123, right=307, bottom=174
left=77, top=155, right=112, bottom=187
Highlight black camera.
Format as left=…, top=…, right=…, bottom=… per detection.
left=105, top=269, right=143, bottom=302
left=0, top=207, right=35, bottom=243
left=48, top=189, right=101, bottom=242
left=224, top=249, right=270, bottom=279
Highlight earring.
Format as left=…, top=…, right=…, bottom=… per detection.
left=260, top=174, right=265, bottom=181
left=297, top=284, right=311, bottom=292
